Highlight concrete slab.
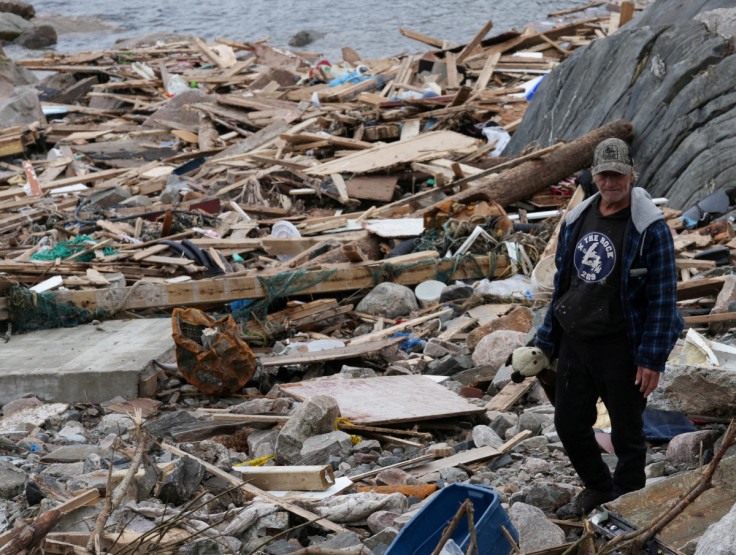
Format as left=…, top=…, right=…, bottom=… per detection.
left=0, top=318, right=173, bottom=405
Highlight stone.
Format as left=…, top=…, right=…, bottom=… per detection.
left=425, top=355, right=462, bottom=376
left=0, top=462, right=26, bottom=499
left=517, top=412, right=548, bottom=436
left=375, top=467, right=416, bottom=486
left=440, top=284, right=474, bottom=303
left=515, top=435, right=550, bottom=452
left=439, top=467, right=469, bottom=483
left=0, top=1, right=34, bottom=19
left=356, top=282, right=418, bottom=319
left=274, top=396, right=340, bottom=465
left=289, top=30, right=315, bottom=48
left=471, top=425, right=504, bottom=449
left=339, top=365, right=377, bottom=378
left=0, top=86, right=44, bottom=127
left=367, top=510, right=402, bottom=534
left=423, top=338, right=465, bottom=358
left=694, top=498, right=736, bottom=555
left=645, top=461, right=666, bottom=479
left=180, top=537, right=241, bottom=554
left=157, top=455, right=205, bottom=506
left=13, top=24, right=57, bottom=49
left=467, top=306, right=534, bottom=349
left=263, top=539, right=301, bottom=554
left=524, top=457, right=551, bottom=474
left=0, top=11, right=31, bottom=40
left=354, top=451, right=379, bottom=465
left=649, top=365, right=736, bottom=417
left=666, top=430, right=720, bottom=463
left=182, top=440, right=232, bottom=470
left=491, top=364, right=514, bottom=391
left=232, top=398, right=290, bottom=415
left=97, top=413, right=136, bottom=435
left=472, top=330, right=527, bottom=369
left=708, top=275, right=736, bottom=333
left=364, top=527, right=399, bottom=551
left=87, top=186, right=132, bottom=208
left=489, top=412, right=518, bottom=438
left=2, top=397, right=42, bottom=416
left=299, top=431, right=353, bottom=465
left=144, top=410, right=198, bottom=439
left=521, top=482, right=575, bottom=513
left=509, top=502, right=566, bottom=552
left=247, top=430, right=279, bottom=459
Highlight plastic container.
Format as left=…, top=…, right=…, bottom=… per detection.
left=415, top=280, right=446, bottom=308
left=531, top=255, right=556, bottom=299
left=386, top=484, right=518, bottom=555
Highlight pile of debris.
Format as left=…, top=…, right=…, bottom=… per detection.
left=3, top=1, right=736, bottom=554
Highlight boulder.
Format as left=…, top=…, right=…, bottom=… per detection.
left=510, top=502, right=566, bottom=552
left=356, top=282, right=418, bottom=319
left=0, top=11, right=31, bottom=40
left=247, top=430, right=279, bottom=459
left=0, top=1, right=35, bottom=19
left=467, top=306, right=534, bottom=349
left=13, top=24, right=57, bottom=49
left=157, top=455, right=205, bottom=506
left=648, top=364, right=736, bottom=417
left=666, top=430, right=720, bottom=463
left=503, top=1, right=736, bottom=211
left=471, top=425, right=504, bottom=449
left=299, top=430, right=353, bottom=465
left=694, top=499, right=736, bottom=555
left=274, top=395, right=340, bottom=465
left=471, top=330, right=526, bottom=369
left=0, top=86, right=45, bottom=126
left=519, top=482, right=575, bottom=512
left=0, top=462, right=26, bottom=499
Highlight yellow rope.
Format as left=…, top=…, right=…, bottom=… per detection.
left=234, top=455, right=275, bottom=467
left=334, top=417, right=363, bottom=444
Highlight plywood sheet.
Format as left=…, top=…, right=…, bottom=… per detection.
left=278, top=375, right=484, bottom=425
left=346, top=176, right=397, bottom=201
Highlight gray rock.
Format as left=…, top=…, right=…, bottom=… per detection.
left=694, top=498, right=736, bottom=555
left=275, top=395, right=340, bottom=465
left=247, top=430, right=279, bottom=459
left=489, top=412, right=518, bottom=438
left=87, top=186, right=131, bottom=208
left=649, top=365, right=736, bottom=417
left=524, top=457, right=551, bottom=474
left=340, top=365, right=377, bottom=378
left=472, top=425, right=504, bottom=449
left=472, top=330, right=526, bottom=370
left=263, top=539, right=301, bottom=554
left=515, top=435, right=549, bottom=452
left=503, top=2, right=736, bottom=213
left=509, top=502, right=566, bottom=552
left=0, top=462, right=26, bottom=499
left=179, top=536, right=241, bottom=554
left=521, top=482, right=575, bottom=513
left=157, top=455, right=205, bottom=506
left=517, top=412, right=548, bottom=436
left=367, top=510, right=401, bottom=534
left=645, top=461, right=666, bottom=479
left=426, top=355, right=462, bottom=376
left=439, top=467, right=469, bottom=483
left=491, top=364, right=514, bottom=391
left=144, top=410, right=198, bottom=439
left=364, top=527, right=398, bottom=551
left=423, top=338, right=465, bottom=358
left=232, top=398, right=290, bottom=415
left=440, top=284, right=474, bottom=303
left=2, top=396, right=42, bottom=416
left=356, top=282, right=418, bottom=319
left=666, top=430, right=720, bottom=463
left=0, top=86, right=44, bottom=127
left=0, top=1, right=35, bottom=19
left=97, top=413, right=136, bottom=435
left=299, top=431, right=353, bottom=465
left=289, top=30, right=315, bottom=48
left=315, top=531, right=363, bottom=550
left=13, top=24, right=56, bottom=49
left=0, top=11, right=31, bottom=40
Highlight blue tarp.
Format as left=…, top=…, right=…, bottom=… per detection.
left=642, top=408, right=697, bottom=441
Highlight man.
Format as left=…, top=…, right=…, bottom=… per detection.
left=535, top=137, right=684, bottom=515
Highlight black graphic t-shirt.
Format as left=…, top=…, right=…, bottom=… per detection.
left=554, top=200, right=630, bottom=340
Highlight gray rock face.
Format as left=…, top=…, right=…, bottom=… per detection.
left=694, top=498, right=736, bottom=555
left=472, top=330, right=526, bottom=370
left=356, top=282, right=418, bottom=319
left=248, top=430, right=279, bottom=459
left=0, top=462, right=26, bottom=499
left=157, top=455, right=205, bottom=506
left=0, top=86, right=44, bottom=126
left=520, top=482, right=575, bottom=512
left=509, top=502, right=566, bottom=552
left=666, top=430, right=720, bottom=463
left=299, top=430, right=353, bottom=465
left=503, top=1, right=736, bottom=211
left=13, top=24, right=57, bottom=49
left=518, top=412, right=548, bottom=436
left=274, top=395, right=340, bottom=465
left=648, top=364, right=736, bottom=417
left=472, top=425, right=504, bottom=449
left=0, top=11, right=31, bottom=40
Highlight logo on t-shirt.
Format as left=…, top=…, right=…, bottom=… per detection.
left=574, top=232, right=616, bottom=282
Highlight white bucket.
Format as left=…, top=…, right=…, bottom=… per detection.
left=415, top=280, right=446, bottom=309
left=531, top=255, right=556, bottom=299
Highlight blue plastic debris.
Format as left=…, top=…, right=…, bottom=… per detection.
left=390, top=331, right=422, bottom=353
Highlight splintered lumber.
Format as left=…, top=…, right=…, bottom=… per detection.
left=0, top=167, right=128, bottom=201
left=305, top=131, right=479, bottom=176
left=485, top=380, right=536, bottom=411
left=419, top=120, right=633, bottom=218
left=677, top=276, right=726, bottom=301
left=407, top=430, right=532, bottom=477
left=161, top=443, right=349, bottom=534
left=233, top=465, right=335, bottom=491
left=456, top=19, right=495, bottom=63
left=278, top=374, right=485, bottom=425
left=14, top=254, right=507, bottom=319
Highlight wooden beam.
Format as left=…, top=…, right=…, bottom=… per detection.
left=399, top=28, right=446, bottom=49
left=456, top=19, right=494, bottom=63
left=233, top=465, right=335, bottom=491
left=0, top=168, right=127, bottom=201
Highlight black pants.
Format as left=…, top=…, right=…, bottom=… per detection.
left=554, top=335, right=647, bottom=494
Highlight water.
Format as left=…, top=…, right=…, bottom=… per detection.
left=9, top=0, right=599, bottom=61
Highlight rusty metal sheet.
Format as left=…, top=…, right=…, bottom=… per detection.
left=606, top=456, right=736, bottom=549
left=278, top=375, right=485, bottom=425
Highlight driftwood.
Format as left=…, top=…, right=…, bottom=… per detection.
left=420, top=119, right=633, bottom=218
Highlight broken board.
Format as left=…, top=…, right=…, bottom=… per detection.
left=346, top=176, right=397, bottom=202
left=278, top=375, right=484, bottom=425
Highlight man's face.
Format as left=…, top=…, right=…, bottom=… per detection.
left=594, top=170, right=635, bottom=206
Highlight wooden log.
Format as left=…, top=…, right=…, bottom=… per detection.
left=419, top=120, right=633, bottom=218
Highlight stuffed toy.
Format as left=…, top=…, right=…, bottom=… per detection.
left=506, top=346, right=557, bottom=405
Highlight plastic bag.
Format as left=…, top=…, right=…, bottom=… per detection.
left=473, top=274, right=532, bottom=299
left=172, top=308, right=256, bottom=394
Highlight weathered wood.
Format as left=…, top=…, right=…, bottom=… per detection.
left=485, top=381, right=536, bottom=411
left=419, top=120, right=633, bottom=217
left=456, top=19, right=495, bottom=63
left=260, top=336, right=404, bottom=367
left=233, top=465, right=335, bottom=491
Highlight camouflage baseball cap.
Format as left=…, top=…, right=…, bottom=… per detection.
left=592, top=138, right=633, bottom=175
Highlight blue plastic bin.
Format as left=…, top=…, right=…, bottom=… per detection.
left=386, top=483, right=518, bottom=555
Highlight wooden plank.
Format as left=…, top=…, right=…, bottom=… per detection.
left=212, top=119, right=290, bottom=162
left=160, top=443, right=349, bottom=534
left=261, top=336, right=403, bottom=367
left=445, top=52, right=459, bottom=88
left=485, top=380, right=535, bottom=411
left=456, top=19, right=494, bottom=63
left=407, top=430, right=531, bottom=477
left=17, top=254, right=506, bottom=320
left=0, top=168, right=127, bottom=201
left=349, top=454, right=435, bottom=482
left=473, top=52, right=501, bottom=92
left=437, top=317, right=478, bottom=341
left=540, top=185, right=586, bottom=260
left=677, top=276, right=726, bottom=301
left=683, top=312, right=736, bottom=325
left=350, top=309, right=452, bottom=345
left=620, top=1, right=635, bottom=26
left=233, top=465, right=335, bottom=491
left=399, top=27, right=446, bottom=48
left=330, top=173, right=351, bottom=204
left=306, top=131, right=479, bottom=176
left=279, top=374, right=485, bottom=426
left=345, top=175, right=397, bottom=202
